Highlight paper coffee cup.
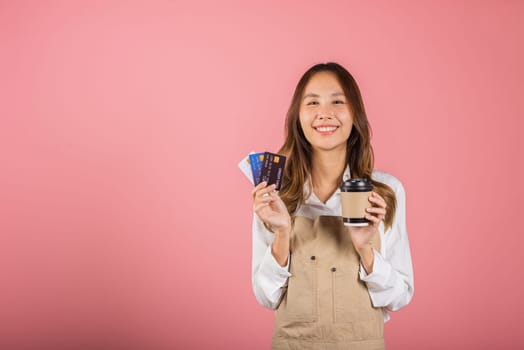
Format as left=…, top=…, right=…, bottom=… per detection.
left=340, top=178, right=373, bottom=227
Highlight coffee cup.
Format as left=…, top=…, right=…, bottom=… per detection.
left=340, top=178, right=373, bottom=226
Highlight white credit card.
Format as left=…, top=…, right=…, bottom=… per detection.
left=238, top=151, right=255, bottom=185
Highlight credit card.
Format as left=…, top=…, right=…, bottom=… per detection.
left=249, top=152, right=265, bottom=186
left=259, top=152, right=286, bottom=190
left=238, top=152, right=255, bottom=185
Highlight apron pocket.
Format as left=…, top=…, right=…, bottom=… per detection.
left=333, top=270, right=375, bottom=323
left=284, top=266, right=317, bottom=322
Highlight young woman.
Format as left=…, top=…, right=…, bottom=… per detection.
left=251, top=62, right=414, bottom=349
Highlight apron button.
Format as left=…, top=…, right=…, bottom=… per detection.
left=331, top=267, right=336, bottom=272
left=310, top=256, right=316, bottom=260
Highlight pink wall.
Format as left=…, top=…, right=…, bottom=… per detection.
left=1, top=0, right=523, bottom=349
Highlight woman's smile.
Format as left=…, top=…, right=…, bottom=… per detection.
left=313, top=125, right=339, bottom=135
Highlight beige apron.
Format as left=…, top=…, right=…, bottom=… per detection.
left=272, top=216, right=384, bottom=350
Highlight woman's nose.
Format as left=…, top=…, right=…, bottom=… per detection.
left=317, top=110, right=335, bottom=119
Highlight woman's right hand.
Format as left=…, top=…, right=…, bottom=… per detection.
left=251, top=181, right=292, bottom=233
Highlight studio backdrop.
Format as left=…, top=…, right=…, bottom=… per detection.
left=1, top=1, right=523, bottom=349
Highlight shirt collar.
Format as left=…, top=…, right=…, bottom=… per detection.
left=342, top=164, right=351, bottom=182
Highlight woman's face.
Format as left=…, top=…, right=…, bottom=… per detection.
left=299, top=71, right=353, bottom=153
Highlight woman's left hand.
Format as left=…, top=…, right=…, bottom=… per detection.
left=347, top=191, right=387, bottom=253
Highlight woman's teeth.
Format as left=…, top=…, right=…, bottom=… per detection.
left=316, top=126, right=338, bottom=132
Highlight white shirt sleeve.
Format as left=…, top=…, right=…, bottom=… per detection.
left=251, top=213, right=292, bottom=310
left=359, top=179, right=415, bottom=313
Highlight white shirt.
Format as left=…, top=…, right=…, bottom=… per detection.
left=251, top=166, right=414, bottom=322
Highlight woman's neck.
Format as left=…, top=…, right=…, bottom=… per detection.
left=311, top=148, right=347, bottom=203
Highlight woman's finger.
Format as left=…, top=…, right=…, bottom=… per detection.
left=254, top=184, right=277, bottom=200
left=254, top=202, right=269, bottom=213
left=273, top=194, right=287, bottom=211
left=369, top=192, right=387, bottom=209
left=366, top=207, right=386, bottom=216
left=252, top=181, right=268, bottom=193
left=255, top=194, right=275, bottom=205
left=366, top=207, right=386, bottom=223
left=251, top=181, right=268, bottom=198
left=365, top=213, right=380, bottom=225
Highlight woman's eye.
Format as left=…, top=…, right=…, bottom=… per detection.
left=306, top=101, right=319, bottom=106
left=333, top=100, right=345, bottom=104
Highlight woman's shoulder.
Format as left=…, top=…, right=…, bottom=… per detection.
left=371, top=169, right=405, bottom=194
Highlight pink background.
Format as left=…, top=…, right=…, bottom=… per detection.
left=1, top=0, right=523, bottom=349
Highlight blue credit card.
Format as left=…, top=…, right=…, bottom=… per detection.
left=249, top=152, right=265, bottom=185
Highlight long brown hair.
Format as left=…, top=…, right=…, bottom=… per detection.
left=278, top=62, right=397, bottom=231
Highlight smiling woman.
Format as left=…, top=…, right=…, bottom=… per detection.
left=299, top=71, right=354, bottom=169
left=250, top=62, right=414, bottom=349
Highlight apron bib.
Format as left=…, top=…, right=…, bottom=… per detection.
left=272, top=216, right=385, bottom=350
